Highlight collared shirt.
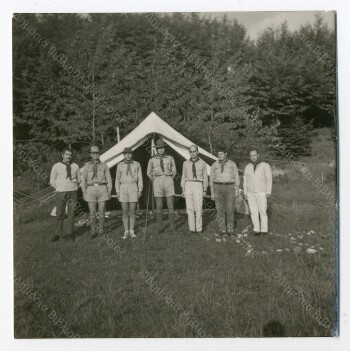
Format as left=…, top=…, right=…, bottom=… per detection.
left=115, top=160, right=143, bottom=193
left=81, top=160, right=112, bottom=193
left=50, top=162, right=80, bottom=192
left=147, top=155, right=176, bottom=178
left=209, top=159, right=240, bottom=189
left=243, top=161, right=272, bottom=195
left=181, top=158, right=208, bottom=191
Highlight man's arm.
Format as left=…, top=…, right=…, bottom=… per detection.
left=49, top=164, right=57, bottom=189
left=171, top=156, right=177, bottom=177
left=81, top=165, right=87, bottom=196
left=203, top=162, right=208, bottom=193
left=105, top=165, right=112, bottom=194
left=115, top=164, right=121, bottom=194
left=76, top=165, right=81, bottom=186
left=234, top=162, right=240, bottom=194
left=180, top=161, right=187, bottom=190
left=137, top=163, right=143, bottom=192
left=265, top=163, right=272, bottom=195
left=210, top=163, right=215, bottom=199
left=243, top=166, right=248, bottom=196
left=147, top=159, right=153, bottom=179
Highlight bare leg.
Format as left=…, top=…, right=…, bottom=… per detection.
left=166, top=195, right=175, bottom=234
left=155, top=197, right=163, bottom=234
left=98, top=201, right=106, bottom=233
left=129, top=202, right=137, bottom=232
left=121, top=202, right=129, bottom=233
left=88, top=202, right=97, bottom=236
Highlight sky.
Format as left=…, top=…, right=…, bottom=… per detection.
left=199, top=11, right=335, bottom=41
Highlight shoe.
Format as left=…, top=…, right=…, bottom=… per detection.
left=122, top=231, right=129, bottom=239
left=196, top=231, right=202, bottom=236
left=130, top=230, right=137, bottom=238
left=253, top=231, right=261, bottom=236
left=65, top=234, right=75, bottom=241
left=219, top=231, right=226, bottom=236
left=51, top=235, right=60, bottom=242
left=260, top=232, right=268, bottom=236
left=189, top=231, right=196, bottom=235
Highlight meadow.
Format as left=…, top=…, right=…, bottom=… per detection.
left=14, top=178, right=337, bottom=338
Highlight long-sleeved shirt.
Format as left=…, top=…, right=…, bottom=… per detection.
left=209, top=159, right=240, bottom=191
left=115, top=160, right=143, bottom=193
left=81, top=160, right=112, bottom=193
left=50, top=162, right=80, bottom=192
left=243, top=162, right=272, bottom=195
left=181, top=158, right=208, bottom=191
left=147, top=155, right=176, bottom=178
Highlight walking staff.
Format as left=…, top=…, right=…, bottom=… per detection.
left=243, top=148, right=272, bottom=236
left=210, top=148, right=240, bottom=235
left=147, top=139, right=177, bottom=235
left=115, top=147, right=143, bottom=239
left=49, top=147, right=81, bottom=242
left=81, top=144, right=112, bottom=239
left=181, top=145, right=208, bottom=235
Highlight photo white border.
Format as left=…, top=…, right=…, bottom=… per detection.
left=1, top=0, right=349, bottom=350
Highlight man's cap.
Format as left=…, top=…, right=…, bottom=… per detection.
left=123, top=147, right=133, bottom=154
left=155, top=139, right=167, bottom=149
left=90, top=145, right=100, bottom=153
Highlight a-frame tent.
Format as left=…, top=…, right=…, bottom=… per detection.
left=100, top=112, right=218, bottom=209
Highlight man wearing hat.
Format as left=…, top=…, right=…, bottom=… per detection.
left=81, top=144, right=112, bottom=238
left=147, top=139, right=177, bottom=234
left=181, top=145, right=208, bottom=235
left=49, top=147, right=81, bottom=242
left=210, top=148, right=240, bottom=235
left=115, top=147, right=143, bottom=239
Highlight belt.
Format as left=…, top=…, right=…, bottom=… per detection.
left=155, top=175, right=172, bottom=177
left=214, top=182, right=234, bottom=185
left=89, top=183, right=107, bottom=187
left=187, top=179, right=203, bottom=182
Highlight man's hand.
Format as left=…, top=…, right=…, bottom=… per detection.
left=211, top=193, right=215, bottom=201
left=203, top=191, right=207, bottom=198
left=83, top=193, right=87, bottom=201
left=181, top=190, right=185, bottom=198
left=266, top=194, right=271, bottom=199
left=137, top=191, right=142, bottom=199
left=116, top=192, right=120, bottom=200
left=244, top=195, right=248, bottom=201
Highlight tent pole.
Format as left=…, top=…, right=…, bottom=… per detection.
left=151, top=136, right=155, bottom=218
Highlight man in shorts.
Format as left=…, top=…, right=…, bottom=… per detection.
left=81, top=144, right=112, bottom=239
left=147, top=139, right=177, bottom=234
left=115, top=147, right=143, bottom=239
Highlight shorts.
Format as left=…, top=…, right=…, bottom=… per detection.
left=119, top=183, right=138, bottom=203
left=153, top=176, right=175, bottom=197
left=86, top=185, right=109, bottom=202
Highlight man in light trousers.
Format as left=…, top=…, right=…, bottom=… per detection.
left=181, top=145, right=208, bottom=235
left=243, top=148, right=272, bottom=236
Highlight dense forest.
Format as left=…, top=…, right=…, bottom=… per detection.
left=13, top=13, right=336, bottom=179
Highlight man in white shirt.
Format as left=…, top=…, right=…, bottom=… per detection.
left=181, top=145, right=208, bottom=235
left=243, top=148, right=272, bottom=236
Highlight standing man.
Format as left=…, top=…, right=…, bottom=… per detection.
left=181, top=145, right=208, bottom=235
left=49, top=147, right=81, bottom=242
left=81, top=144, right=112, bottom=239
left=243, top=148, right=272, bottom=236
left=147, top=139, right=177, bottom=234
left=115, top=147, right=143, bottom=239
left=210, top=148, right=240, bottom=235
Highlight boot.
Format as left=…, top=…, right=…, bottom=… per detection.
left=169, top=212, right=176, bottom=234
left=156, top=212, right=163, bottom=234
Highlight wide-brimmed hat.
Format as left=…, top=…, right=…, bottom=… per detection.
left=155, top=139, right=167, bottom=149
left=123, top=147, right=133, bottom=154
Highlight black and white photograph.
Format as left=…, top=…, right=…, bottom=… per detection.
left=3, top=0, right=348, bottom=348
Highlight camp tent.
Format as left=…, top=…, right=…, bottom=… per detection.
left=100, top=111, right=217, bottom=173
left=99, top=111, right=217, bottom=209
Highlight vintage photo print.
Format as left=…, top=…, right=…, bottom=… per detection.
left=10, top=6, right=339, bottom=345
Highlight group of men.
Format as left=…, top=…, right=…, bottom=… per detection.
left=49, top=139, right=272, bottom=242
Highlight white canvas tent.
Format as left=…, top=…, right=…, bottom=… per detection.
left=100, top=111, right=217, bottom=174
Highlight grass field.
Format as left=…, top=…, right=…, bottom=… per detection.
left=14, top=179, right=337, bottom=338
